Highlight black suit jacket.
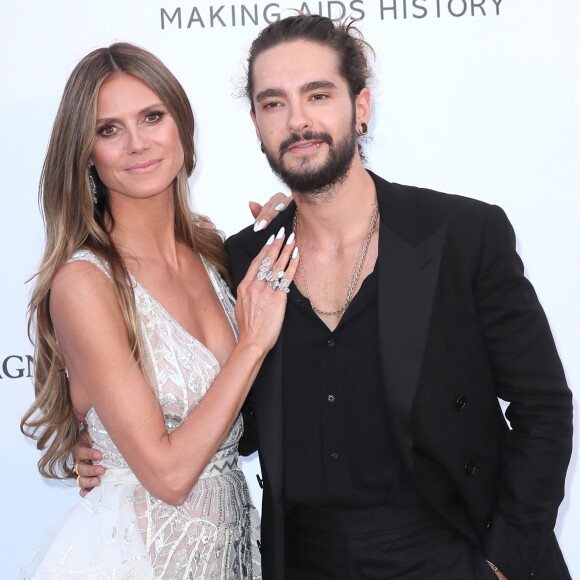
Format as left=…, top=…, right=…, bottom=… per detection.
left=226, top=172, right=572, bottom=579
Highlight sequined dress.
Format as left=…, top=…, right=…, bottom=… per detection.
left=22, top=249, right=261, bottom=579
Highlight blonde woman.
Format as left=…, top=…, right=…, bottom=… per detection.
left=21, top=42, right=297, bottom=578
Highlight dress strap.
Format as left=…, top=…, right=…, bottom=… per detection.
left=68, top=249, right=112, bottom=281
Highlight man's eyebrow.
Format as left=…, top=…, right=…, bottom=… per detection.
left=255, top=80, right=338, bottom=103
left=255, top=88, right=287, bottom=103
left=300, top=80, right=337, bottom=93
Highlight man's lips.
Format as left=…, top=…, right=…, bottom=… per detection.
left=284, top=140, right=323, bottom=155
left=124, top=159, right=162, bottom=173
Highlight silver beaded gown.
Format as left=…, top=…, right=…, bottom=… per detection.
left=22, top=249, right=262, bottom=579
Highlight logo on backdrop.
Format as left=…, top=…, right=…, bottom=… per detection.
left=160, top=0, right=505, bottom=29
left=0, top=355, right=33, bottom=380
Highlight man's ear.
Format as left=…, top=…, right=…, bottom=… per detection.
left=355, top=87, right=371, bottom=127
left=250, top=110, right=261, bottom=142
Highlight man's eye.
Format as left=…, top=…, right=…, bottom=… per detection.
left=311, top=93, right=327, bottom=101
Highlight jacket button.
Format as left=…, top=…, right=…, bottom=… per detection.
left=256, top=474, right=263, bottom=488
left=464, top=460, right=476, bottom=476
left=455, top=395, right=467, bottom=410
left=485, top=519, right=492, bottom=530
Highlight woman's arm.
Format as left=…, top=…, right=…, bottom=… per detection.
left=57, top=232, right=297, bottom=505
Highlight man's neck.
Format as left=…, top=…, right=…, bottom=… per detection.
left=292, top=159, right=376, bottom=245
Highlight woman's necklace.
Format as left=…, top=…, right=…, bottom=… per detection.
left=292, top=201, right=379, bottom=317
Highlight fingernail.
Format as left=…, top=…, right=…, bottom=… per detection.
left=292, top=247, right=299, bottom=259
left=266, top=234, right=275, bottom=245
left=274, top=203, right=286, bottom=211
left=286, top=231, right=295, bottom=245
left=276, top=227, right=285, bottom=239
left=254, top=219, right=267, bottom=232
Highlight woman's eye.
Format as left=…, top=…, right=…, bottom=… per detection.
left=145, top=111, right=164, bottom=123
left=97, top=125, right=116, bottom=137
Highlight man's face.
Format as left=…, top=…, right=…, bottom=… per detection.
left=250, top=40, right=366, bottom=195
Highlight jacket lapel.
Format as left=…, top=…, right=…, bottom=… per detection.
left=374, top=176, right=447, bottom=466
left=253, top=336, right=285, bottom=504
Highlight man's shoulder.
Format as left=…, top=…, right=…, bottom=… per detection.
left=227, top=203, right=296, bottom=255
left=371, top=171, right=492, bottom=216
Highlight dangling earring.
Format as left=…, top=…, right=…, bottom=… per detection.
left=358, top=121, right=368, bottom=136
left=260, top=142, right=266, bottom=154
left=88, top=164, right=98, bottom=204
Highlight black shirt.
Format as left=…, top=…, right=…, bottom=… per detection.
left=283, top=264, right=420, bottom=509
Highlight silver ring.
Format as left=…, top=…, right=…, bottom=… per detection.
left=269, top=279, right=280, bottom=290
left=278, top=278, right=291, bottom=292
left=257, top=257, right=273, bottom=282
left=276, top=270, right=285, bottom=279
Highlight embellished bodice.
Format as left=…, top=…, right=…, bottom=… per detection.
left=70, top=249, right=241, bottom=479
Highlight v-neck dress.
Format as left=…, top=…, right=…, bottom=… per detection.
left=22, top=249, right=261, bottom=580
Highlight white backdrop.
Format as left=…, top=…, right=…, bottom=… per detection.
left=2, top=1, right=578, bottom=577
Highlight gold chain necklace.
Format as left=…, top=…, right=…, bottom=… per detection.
left=293, top=201, right=379, bottom=317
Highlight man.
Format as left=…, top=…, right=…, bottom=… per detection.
left=76, top=14, right=572, bottom=579
left=226, top=14, right=572, bottom=580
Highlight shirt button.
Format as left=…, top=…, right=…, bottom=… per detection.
left=464, top=460, right=476, bottom=476
left=327, top=394, right=336, bottom=403
left=330, top=452, right=339, bottom=460
left=327, top=338, right=335, bottom=348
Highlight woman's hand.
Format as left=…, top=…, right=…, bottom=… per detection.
left=234, top=226, right=298, bottom=354
left=72, top=430, right=105, bottom=497
left=249, top=191, right=292, bottom=232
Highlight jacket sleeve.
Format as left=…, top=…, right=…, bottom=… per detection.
left=475, top=205, right=572, bottom=579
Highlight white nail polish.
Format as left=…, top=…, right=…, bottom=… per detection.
left=254, top=219, right=267, bottom=232
left=266, top=234, right=275, bottom=245
left=276, top=226, right=285, bottom=239
left=292, top=247, right=299, bottom=258
left=286, top=232, right=295, bottom=245
left=274, top=203, right=286, bottom=211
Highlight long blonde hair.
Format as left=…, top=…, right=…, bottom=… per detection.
left=21, top=43, right=229, bottom=480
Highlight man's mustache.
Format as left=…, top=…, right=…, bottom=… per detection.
left=279, top=131, right=334, bottom=156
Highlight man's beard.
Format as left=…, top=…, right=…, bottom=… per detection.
left=263, top=125, right=357, bottom=197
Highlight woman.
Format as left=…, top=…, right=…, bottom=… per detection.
left=20, top=42, right=297, bottom=578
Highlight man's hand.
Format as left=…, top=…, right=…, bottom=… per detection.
left=72, top=430, right=105, bottom=497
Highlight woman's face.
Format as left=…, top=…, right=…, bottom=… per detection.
left=91, top=73, right=184, bottom=203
